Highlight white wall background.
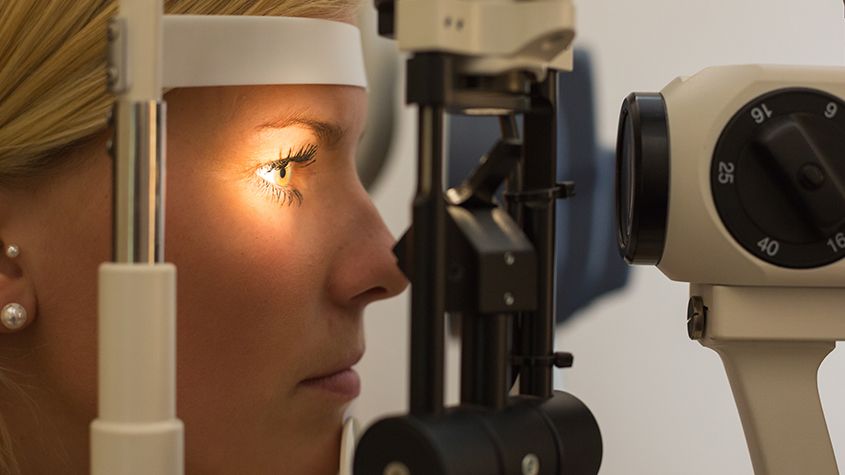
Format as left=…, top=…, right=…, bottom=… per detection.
left=353, top=2, right=845, bottom=474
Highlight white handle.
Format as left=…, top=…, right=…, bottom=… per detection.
left=703, top=339, right=838, bottom=475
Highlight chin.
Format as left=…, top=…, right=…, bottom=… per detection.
left=293, top=386, right=357, bottom=419
left=287, top=419, right=344, bottom=475
left=186, top=418, right=344, bottom=475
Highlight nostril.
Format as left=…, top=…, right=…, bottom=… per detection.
left=353, top=287, right=388, bottom=306
left=365, top=287, right=388, bottom=298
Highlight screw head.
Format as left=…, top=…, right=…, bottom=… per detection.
left=107, top=67, right=119, bottom=87
left=504, top=252, right=515, bottom=266
left=799, top=163, right=826, bottom=190
left=384, top=462, right=410, bottom=475
left=107, top=22, right=119, bottom=41
left=687, top=296, right=707, bottom=340
left=522, top=454, right=539, bottom=475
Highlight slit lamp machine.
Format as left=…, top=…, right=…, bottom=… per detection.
left=98, top=0, right=845, bottom=474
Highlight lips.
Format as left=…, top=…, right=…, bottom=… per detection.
left=299, top=351, right=364, bottom=399
left=300, top=369, right=361, bottom=399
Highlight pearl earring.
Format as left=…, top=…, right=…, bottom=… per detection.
left=1, top=303, right=27, bottom=331
left=5, top=244, right=19, bottom=258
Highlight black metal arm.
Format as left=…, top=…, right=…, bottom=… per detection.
left=355, top=4, right=603, bottom=474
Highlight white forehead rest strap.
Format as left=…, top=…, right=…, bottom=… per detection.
left=163, top=15, right=367, bottom=89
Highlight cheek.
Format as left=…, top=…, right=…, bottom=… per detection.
left=163, top=155, right=331, bottom=397
left=24, top=153, right=112, bottom=420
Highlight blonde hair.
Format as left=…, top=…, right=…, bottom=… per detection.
left=0, top=0, right=359, bottom=180
left=0, top=1, right=359, bottom=472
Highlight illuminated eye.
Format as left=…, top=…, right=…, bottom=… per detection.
left=257, top=162, right=293, bottom=188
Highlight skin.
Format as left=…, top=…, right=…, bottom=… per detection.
left=0, top=82, right=407, bottom=474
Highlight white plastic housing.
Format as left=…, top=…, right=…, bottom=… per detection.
left=692, top=285, right=844, bottom=475
left=91, top=264, right=183, bottom=475
left=657, top=65, right=845, bottom=287
left=162, top=16, right=368, bottom=89
left=116, top=0, right=162, bottom=101
left=395, top=0, right=575, bottom=75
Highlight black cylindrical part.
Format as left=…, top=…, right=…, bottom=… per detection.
left=354, top=392, right=602, bottom=475
left=410, top=106, right=447, bottom=416
left=461, top=313, right=509, bottom=409
left=517, top=73, right=559, bottom=397
left=540, top=391, right=603, bottom=475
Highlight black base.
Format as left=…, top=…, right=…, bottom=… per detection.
left=354, top=391, right=603, bottom=475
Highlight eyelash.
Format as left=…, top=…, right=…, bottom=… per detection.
left=255, top=144, right=318, bottom=207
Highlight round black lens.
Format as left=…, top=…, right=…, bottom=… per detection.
left=620, top=116, right=636, bottom=243
left=615, top=92, right=670, bottom=265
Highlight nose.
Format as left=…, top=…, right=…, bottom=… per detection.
left=326, top=186, right=409, bottom=310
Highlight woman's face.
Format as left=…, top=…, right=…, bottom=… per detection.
left=1, top=84, right=407, bottom=473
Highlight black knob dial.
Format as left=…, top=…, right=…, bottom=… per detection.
left=712, top=88, right=845, bottom=268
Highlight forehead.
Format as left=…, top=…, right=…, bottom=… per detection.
left=165, top=85, right=366, bottom=137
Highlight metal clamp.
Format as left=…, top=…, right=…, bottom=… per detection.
left=107, top=18, right=130, bottom=94
left=511, top=352, right=574, bottom=369
left=504, top=181, right=575, bottom=205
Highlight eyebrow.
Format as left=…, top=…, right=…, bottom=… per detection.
left=257, top=113, right=347, bottom=149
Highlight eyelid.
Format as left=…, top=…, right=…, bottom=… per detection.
left=251, top=143, right=318, bottom=179
left=252, top=143, right=319, bottom=207
left=270, top=143, right=318, bottom=168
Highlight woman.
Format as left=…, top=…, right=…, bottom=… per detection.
left=0, top=0, right=407, bottom=473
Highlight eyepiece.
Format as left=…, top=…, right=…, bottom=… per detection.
left=615, top=92, right=670, bottom=265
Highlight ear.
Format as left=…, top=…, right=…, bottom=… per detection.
left=0, top=240, right=37, bottom=333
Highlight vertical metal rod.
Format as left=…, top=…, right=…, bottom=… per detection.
left=461, top=312, right=509, bottom=409
left=505, top=112, right=524, bottom=224
left=504, top=114, right=525, bottom=393
left=94, top=2, right=182, bottom=474
left=409, top=106, right=446, bottom=416
left=113, top=101, right=166, bottom=264
left=518, top=72, right=559, bottom=398
left=108, top=0, right=165, bottom=264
